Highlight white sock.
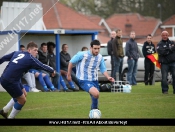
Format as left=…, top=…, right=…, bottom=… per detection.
left=3, top=98, right=15, bottom=113
left=8, top=106, right=20, bottom=119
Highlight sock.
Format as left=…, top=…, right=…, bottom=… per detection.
left=37, top=73, right=47, bottom=90
left=60, top=76, right=68, bottom=90
left=43, top=85, right=48, bottom=91
left=8, top=102, right=23, bottom=119
left=90, top=94, right=98, bottom=109
left=3, top=98, right=15, bottom=113
left=64, top=75, right=75, bottom=89
left=13, top=98, right=17, bottom=102
left=43, top=75, right=55, bottom=90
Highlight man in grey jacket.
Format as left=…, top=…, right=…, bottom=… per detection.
left=125, top=31, right=139, bottom=85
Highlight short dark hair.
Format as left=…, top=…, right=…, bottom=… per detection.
left=47, top=41, right=56, bottom=48
left=116, top=29, right=121, bottom=33
left=27, top=42, right=38, bottom=49
left=90, top=40, right=100, bottom=47
left=81, top=46, right=88, bottom=51
left=147, top=34, right=152, bottom=37
left=62, top=44, right=67, bottom=49
left=20, top=45, right=25, bottom=48
left=41, top=43, right=47, bottom=47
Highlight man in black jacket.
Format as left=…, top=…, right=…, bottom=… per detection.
left=125, top=31, right=139, bottom=85
left=60, top=44, right=82, bottom=90
left=38, top=43, right=60, bottom=90
left=107, top=31, right=116, bottom=78
left=157, top=31, right=175, bottom=94
left=142, top=34, right=156, bottom=85
left=47, top=42, right=78, bottom=92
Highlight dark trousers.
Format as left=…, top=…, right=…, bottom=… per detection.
left=161, top=62, right=175, bottom=93
left=111, top=55, right=114, bottom=78
left=144, top=58, right=155, bottom=85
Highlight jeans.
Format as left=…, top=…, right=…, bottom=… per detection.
left=127, top=59, right=138, bottom=85
left=112, top=55, right=123, bottom=81
left=161, top=62, right=175, bottom=93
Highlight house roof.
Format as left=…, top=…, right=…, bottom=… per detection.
left=162, top=15, right=175, bottom=25
left=85, top=15, right=102, bottom=25
left=106, top=13, right=161, bottom=37
left=31, top=0, right=103, bottom=30
left=98, top=34, right=110, bottom=44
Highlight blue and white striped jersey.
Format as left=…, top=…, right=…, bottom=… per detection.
left=70, top=51, right=106, bottom=81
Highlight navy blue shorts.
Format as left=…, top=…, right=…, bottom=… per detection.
left=1, top=78, right=23, bottom=98
left=78, top=80, right=99, bottom=92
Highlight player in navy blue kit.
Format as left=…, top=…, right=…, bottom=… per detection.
left=0, top=42, right=55, bottom=119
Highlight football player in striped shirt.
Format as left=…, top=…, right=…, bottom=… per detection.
left=67, top=40, right=114, bottom=111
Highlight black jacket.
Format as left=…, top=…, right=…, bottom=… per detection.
left=125, top=38, right=139, bottom=60
left=157, top=39, right=175, bottom=64
left=60, top=51, right=71, bottom=70
left=38, top=50, right=48, bottom=65
left=107, top=38, right=114, bottom=55
left=48, top=53, right=56, bottom=70
left=142, top=41, right=156, bottom=60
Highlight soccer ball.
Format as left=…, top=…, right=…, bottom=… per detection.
left=89, top=109, right=101, bottom=119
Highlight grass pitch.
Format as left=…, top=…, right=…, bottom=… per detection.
left=0, top=82, right=175, bottom=132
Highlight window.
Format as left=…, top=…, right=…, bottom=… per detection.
left=100, top=46, right=108, bottom=56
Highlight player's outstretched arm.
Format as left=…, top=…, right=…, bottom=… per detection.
left=103, top=71, right=115, bottom=82
left=67, top=62, right=73, bottom=81
left=30, top=55, right=54, bottom=74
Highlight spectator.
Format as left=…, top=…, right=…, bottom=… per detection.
left=60, top=44, right=82, bottom=90
left=142, top=34, right=156, bottom=85
left=81, top=46, right=88, bottom=51
left=125, top=31, right=139, bottom=85
left=20, top=45, right=25, bottom=52
left=37, top=43, right=60, bottom=90
left=20, top=45, right=40, bottom=92
left=107, top=31, right=117, bottom=79
left=112, top=29, right=124, bottom=81
left=157, top=31, right=175, bottom=94
left=47, top=41, right=78, bottom=91
left=29, top=69, right=59, bottom=92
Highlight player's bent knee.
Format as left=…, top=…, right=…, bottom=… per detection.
left=17, top=94, right=27, bottom=105
left=89, top=87, right=99, bottom=99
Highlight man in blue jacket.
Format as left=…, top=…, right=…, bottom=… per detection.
left=125, top=31, right=139, bottom=85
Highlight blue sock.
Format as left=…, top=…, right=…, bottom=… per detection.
left=43, top=75, right=55, bottom=90
left=43, top=85, right=48, bottom=91
left=37, top=73, right=47, bottom=90
left=13, top=98, right=17, bottom=102
left=60, top=76, right=68, bottom=90
left=90, top=94, right=98, bottom=109
left=64, top=75, right=75, bottom=89
left=14, top=102, right=23, bottom=110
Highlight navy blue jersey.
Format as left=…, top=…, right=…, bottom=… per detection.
left=0, top=51, right=54, bottom=82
